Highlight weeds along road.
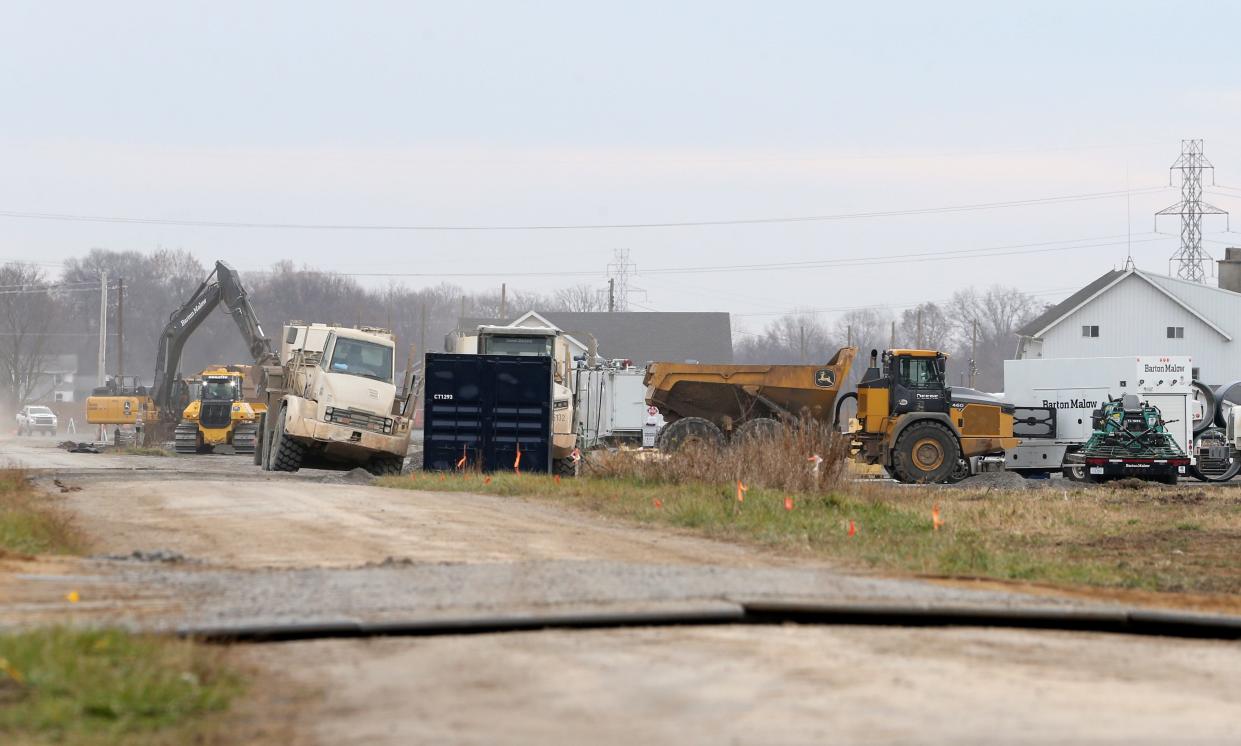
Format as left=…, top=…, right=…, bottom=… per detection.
left=5, top=433, right=1241, bottom=744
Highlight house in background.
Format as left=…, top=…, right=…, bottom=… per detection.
left=449, top=310, right=734, bottom=365
left=30, top=354, right=78, bottom=403
left=1016, top=260, right=1241, bottom=387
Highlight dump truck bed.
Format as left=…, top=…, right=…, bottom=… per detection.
left=644, top=347, right=857, bottom=427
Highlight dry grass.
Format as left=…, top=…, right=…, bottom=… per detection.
left=0, top=468, right=87, bottom=556
left=588, top=418, right=853, bottom=494
left=382, top=430, right=1241, bottom=597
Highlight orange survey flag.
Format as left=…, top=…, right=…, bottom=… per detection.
left=736, top=480, right=748, bottom=502
left=514, top=443, right=522, bottom=472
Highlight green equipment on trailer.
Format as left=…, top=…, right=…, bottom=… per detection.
left=1079, top=394, right=1190, bottom=484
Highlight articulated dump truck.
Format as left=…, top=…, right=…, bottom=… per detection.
left=644, top=346, right=1018, bottom=483
left=257, top=323, right=415, bottom=475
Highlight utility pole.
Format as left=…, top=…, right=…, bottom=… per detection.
left=96, top=272, right=108, bottom=388
left=1157, top=139, right=1228, bottom=283
left=460, top=295, right=466, bottom=321
left=116, top=277, right=124, bottom=381
left=419, top=302, right=427, bottom=360
left=969, top=319, right=978, bottom=389
left=847, top=325, right=852, bottom=347
left=890, top=320, right=896, bottom=349
left=915, top=308, right=923, bottom=349
left=799, top=325, right=806, bottom=364
left=608, top=278, right=615, bottom=313
left=500, top=283, right=507, bottom=320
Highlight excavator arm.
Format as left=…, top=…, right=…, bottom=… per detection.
left=151, top=261, right=276, bottom=417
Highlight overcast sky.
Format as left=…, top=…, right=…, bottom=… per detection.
left=4, top=1, right=1241, bottom=335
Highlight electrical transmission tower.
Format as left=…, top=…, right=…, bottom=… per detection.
left=1156, top=139, right=1228, bottom=283
left=606, top=249, right=635, bottom=311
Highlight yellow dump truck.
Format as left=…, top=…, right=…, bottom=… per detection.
left=644, top=346, right=1018, bottom=483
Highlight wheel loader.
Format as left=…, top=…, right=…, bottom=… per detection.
left=173, top=367, right=266, bottom=454
left=644, top=346, right=1019, bottom=483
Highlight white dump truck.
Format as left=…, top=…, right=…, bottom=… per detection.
left=258, top=323, right=414, bottom=475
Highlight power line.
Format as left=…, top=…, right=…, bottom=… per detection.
left=241, top=232, right=1168, bottom=280
left=731, top=286, right=1081, bottom=320
left=0, top=187, right=1168, bottom=232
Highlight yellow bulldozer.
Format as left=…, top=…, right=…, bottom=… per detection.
left=644, top=346, right=1018, bottom=483
left=174, top=366, right=266, bottom=454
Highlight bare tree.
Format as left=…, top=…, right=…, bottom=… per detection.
left=0, top=264, right=65, bottom=412
left=948, top=285, right=1039, bottom=390
left=897, top=302, right=953, bottom=352
left=553, top=283, right=608, bottom=313
left=734, top=313, right=836, bottom=364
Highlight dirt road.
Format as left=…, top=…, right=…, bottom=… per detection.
left=6, top=434, right=1241, bottom=744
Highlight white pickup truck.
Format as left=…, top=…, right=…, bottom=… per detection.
left=16, top=405, right=58, bottom=436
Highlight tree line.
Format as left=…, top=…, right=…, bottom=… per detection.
left=0, top=247, right=1043, bottom=410
left=732, top=287, right=1042, bottom=391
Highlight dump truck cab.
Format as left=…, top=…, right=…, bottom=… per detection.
left=855, top=348, right=1018, bottom=483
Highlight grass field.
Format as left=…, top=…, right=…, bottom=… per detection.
left=381, top=466, right=1241, bottom=597
left=0, top=627, right=243, bottom=746
left=0, top=469, right=87, bottom=556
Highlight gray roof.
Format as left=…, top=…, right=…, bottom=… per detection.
left=1016, top=269, right=1125, bottom=338
left=457, top=311, right=734, bottom=364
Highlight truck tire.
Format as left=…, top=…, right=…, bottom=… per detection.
left=1189, top=427, right=1239, bottom=482
left=732, top=417, right=782, bottom=446
left=269, top=408, right=305, bottom=472
left=554, top=457, right=578, bottom=478
left=173, top=421, right=200, bottom=454
left=365, top=455, right=404, bottom=476
left=891, top=421, right=960, bottom=484
left=232, top=422, right=258, bottom=454
left=658, top=417, right=725, bottom=453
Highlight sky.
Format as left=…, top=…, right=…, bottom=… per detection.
left=3, top=1, right=1241, bottom=337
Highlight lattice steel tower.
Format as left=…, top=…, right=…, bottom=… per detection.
left=1156, top=139, right=1228, bottom=283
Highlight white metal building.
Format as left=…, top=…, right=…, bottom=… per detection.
left=1016, top=267, right=1241, bottom=386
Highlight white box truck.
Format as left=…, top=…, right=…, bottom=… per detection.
left=1001, top=356, right=1194, bottom=479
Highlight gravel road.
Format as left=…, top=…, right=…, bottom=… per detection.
left=5, top=433, right=1241, bottom=744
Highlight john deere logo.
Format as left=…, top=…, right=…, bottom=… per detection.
left=813, top=369, right=835, bottom=388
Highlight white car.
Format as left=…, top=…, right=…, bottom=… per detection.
left=16, top=405, right=58, bottom=436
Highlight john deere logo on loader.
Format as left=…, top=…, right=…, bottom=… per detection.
left=813, top=369, right=835, bottom=388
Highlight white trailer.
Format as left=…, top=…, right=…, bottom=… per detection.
left=1001, top=356, right=1194, bottom=477
left=574, top=362, right=664, bottom=448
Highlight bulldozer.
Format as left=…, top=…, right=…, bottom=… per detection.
left=644, top=346, right=1019, bottom=483
left=173, top=366, right=266, bottom=454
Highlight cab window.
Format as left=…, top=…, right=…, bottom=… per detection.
left=328, top=338, right=394, bottom=383
left=896, top=357, right=944, bottom=389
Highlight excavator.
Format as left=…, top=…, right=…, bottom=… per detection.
left=86, top=260, right=278, bottom=453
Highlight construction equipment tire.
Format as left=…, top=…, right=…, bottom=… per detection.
left=891, top=421, right=959, bottom=484
left=1190, top=427, right=1240, bottom=482
left=1157, top=472, right=1180, bottom=486
left=732, top=417, right=782, bottom=446
left=173, top=421, right=200, bottom=454
left=658, top=417, right=725, bottom=453
left=554, top=457, right=578, bottom=478
left=269, top=408, right=305, bottom=472
left=232, top=422, right=258, bottom=454
left=365, top=455, right=405, bottom=476
left=945, top=458, right=971, bottom=484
